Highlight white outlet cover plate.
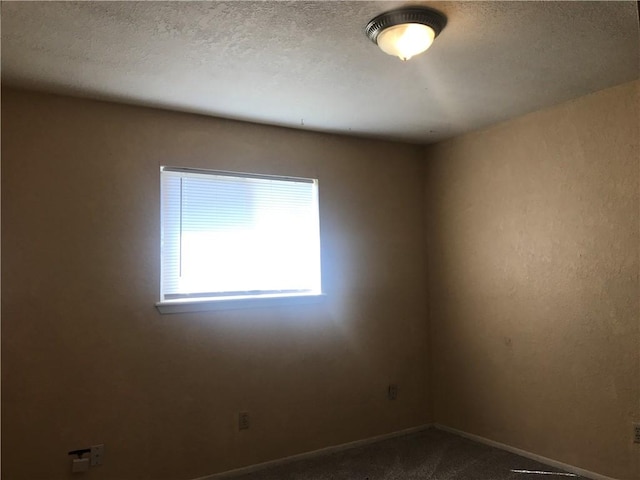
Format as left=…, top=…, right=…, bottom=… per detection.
left=72, top=458, right=90, bottom=473
left=90, top=444, right=104, bottom=466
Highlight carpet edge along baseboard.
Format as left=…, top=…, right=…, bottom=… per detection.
left=434, top=424, right=621, bottom=480
left=194, top=424, right=433, bottom=479
left=193, top=423, right=621, bottom=480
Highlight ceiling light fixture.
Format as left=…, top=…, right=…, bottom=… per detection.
left=365, top=7, right=447, bottom=61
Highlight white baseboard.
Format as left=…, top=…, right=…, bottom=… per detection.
left=434, top=424, right=620, bottom=480
left=195, top=423, right=622, bottom=480
left=193, top=424, right=433, bottom=479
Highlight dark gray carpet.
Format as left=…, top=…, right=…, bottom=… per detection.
left=227, top=428, right=585, bottom=479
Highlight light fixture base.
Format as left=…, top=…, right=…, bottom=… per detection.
left=365, top=7, right=447, bottom=46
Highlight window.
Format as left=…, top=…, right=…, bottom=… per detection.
left=157, top=167, right=322, bottom=312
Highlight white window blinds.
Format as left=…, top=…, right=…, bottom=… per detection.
left=160, top=167, right=322, bottom=302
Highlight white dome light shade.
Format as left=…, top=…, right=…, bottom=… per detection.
left=376, top=23, right=436, bottom=61
left=365, top=7, right=447, bottom=62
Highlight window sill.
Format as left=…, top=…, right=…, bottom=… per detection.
left=155, top=293, right=326, bottom=314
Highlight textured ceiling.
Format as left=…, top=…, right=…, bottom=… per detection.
left=2, top=1, right=639, bottom=144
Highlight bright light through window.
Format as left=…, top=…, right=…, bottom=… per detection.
left=160, top=167, right=322, bottom=303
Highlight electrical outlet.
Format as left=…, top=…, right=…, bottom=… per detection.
left=388, top=384, right=398, bottom=400
left=634, top=423, right=640, bottom=444
left=90, top=444, right=104, bottom=466
left=239, top=412, right=250, bottom=430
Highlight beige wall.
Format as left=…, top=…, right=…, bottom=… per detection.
left=425, top=80, right=639, bottom=480
left=3, top=81, right=639, bottom=480
left=1, top=89, right=430, bottom=480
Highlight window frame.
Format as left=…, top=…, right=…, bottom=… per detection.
left=156, top=166, right=324, bottom=314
